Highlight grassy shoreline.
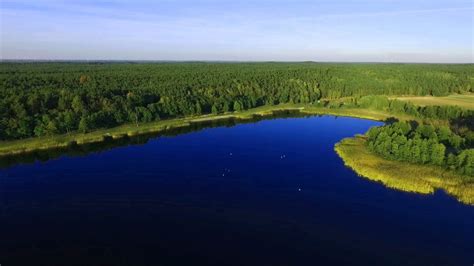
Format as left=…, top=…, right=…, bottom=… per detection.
left=3, top=91, right=463, bottom=157
left=335, top=135, right=474, bottom=205
left=0, top=104, right=401, bottom=157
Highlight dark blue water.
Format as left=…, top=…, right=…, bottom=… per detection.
left=0, top=116, right=473, bottom=266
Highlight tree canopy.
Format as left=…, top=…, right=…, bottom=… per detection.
left=0, top=62, right=472, bottom=140
left=367, top=121, right=473, bottom=177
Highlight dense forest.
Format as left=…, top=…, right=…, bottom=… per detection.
left=367, top=121, right=473, bottom=177
left=0, top=62, right=473, bottom=140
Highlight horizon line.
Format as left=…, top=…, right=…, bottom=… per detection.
left=1, top=59, right=473, bottom=65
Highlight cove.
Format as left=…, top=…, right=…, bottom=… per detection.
left=0, top=116, right=473, bottom=266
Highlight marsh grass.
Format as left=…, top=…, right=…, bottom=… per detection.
left=335, top=135, right=474, bottom=205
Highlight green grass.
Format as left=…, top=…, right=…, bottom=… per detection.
left=393, top=94, right=474, bottom=110
left=335, top=135, right=474, bottom=205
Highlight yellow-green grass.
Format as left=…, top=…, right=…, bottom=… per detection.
left=393, top=94, right=474, bottom=110
left=335, top=135, right=474, bottom=205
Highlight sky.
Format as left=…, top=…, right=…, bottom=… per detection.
left=1, top=0, right=473, bottom=62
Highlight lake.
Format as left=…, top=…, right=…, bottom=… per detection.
left=0, top=115, right=472, bottom=266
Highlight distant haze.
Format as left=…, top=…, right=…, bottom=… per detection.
left=1, top=0, right=473, bottom=63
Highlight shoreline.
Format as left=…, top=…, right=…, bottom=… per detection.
left=0, top=104, right=398, bottom=157
left=335, top=135, right=474, bottom=205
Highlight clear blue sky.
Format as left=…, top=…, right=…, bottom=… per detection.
left=1, top=0, right=472, bottom=62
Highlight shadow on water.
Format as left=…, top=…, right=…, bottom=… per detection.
left=0, top=110, right=311, bottom=169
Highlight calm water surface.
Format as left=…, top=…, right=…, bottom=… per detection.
left=0, top=116, right=473, bottom=266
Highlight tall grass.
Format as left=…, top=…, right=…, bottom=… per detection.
left=335, top=135, right=474, bottom=205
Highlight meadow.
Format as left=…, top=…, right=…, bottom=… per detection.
left=394, top=94, right=474, bottom=110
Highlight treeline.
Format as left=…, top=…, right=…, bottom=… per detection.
left=367, top=121, right=474, bottom=177
left=325, top=95, right=474, bottom=145
left=0, top=62, right=473, bottom=140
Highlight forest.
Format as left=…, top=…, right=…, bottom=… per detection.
left=0, top=62, right=473, bottom=140
left=366, top=121, right=473, bottom=177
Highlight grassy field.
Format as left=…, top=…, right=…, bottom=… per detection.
left=335, top=135, right=474, bottom=205
left=393, top=94, right=474, bottom=110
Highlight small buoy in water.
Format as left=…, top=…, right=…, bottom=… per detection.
left=298, top=188, right=302, bottom=192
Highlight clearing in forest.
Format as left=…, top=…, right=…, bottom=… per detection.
left=393, top=94, right=474, bottom=110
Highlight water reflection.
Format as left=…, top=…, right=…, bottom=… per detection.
left=0, top=110, right=308, bottom=169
